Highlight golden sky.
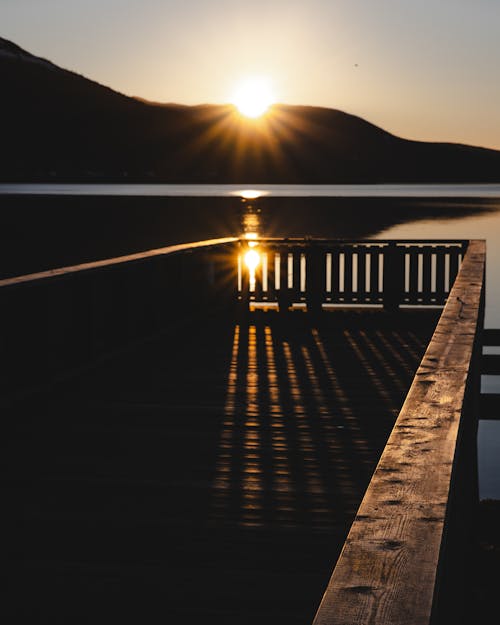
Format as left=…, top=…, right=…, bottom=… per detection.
left=2, top=0, right=500, bottom=150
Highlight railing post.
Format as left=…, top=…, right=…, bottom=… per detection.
left=239, top=242, right=250, bottom=315
left=277, top=247, right=291, bottom=314
left=383, top=242, right=403, bottom=311
left=306, top=244, right=323, bottom=316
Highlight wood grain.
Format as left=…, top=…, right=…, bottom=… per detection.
left=313, top=240, right=485, bottom=625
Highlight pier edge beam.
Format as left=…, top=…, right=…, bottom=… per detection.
left=313, top=239, right=486, bottom=625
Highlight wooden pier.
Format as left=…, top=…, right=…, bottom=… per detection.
left=0, top=238, right=485, bottom=624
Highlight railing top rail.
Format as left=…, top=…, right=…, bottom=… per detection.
left=239, top=237, right=468, bottom=247
left=0, top=237, right=239, bottom=289
left=313, top=239, right=486, bottom=625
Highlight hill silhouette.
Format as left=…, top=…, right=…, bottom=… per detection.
left=2, top=36, right=500, bottom=183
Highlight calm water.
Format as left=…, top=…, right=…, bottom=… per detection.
left=2, top=182, right=500, bottom=197
left=3, top=183, right=500, bottom=498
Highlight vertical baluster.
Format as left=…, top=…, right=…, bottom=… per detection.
left=278, top=246, right=290, bottom=312
left=422, top=247, right=433, bottom=303
left=239, top=248, right=250, bottom=313
left=261, top=252, right=268, bottom=300
left=331, top=248, right=340, bottom=302
left=287, top=252, right=294, bottom=289
left=435, top=246, right=446, bottom=303
left=357, top=247, right=367, bottom=302
left=409, top=247, right=419, bottom=303
left=430, top=252, right=437, bottom=295
left=266, top=248, right=276, bottom=302
left=237, top=252, right=242, bottom=296
left=300, top=253, right=307, bottom=296
left=325, top=252, right=332, bottom=301
left=343, top=247, right=354, bottom=302
left=292, top=248, right=302, bottom=303
left=370, top=247, right=381, bottom=301
left=253, top=250, right=263, bottom=302
left=274, top=251, right=281, bottom=300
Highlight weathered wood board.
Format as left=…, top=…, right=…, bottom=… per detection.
left=313, top=240, right=485, bottom=625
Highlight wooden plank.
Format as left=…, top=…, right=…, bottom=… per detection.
left=253, top=238, right=467, bottom=246
left=313, top=240, right=485, bottom=625
left=480, top=394, right=500, bottom=420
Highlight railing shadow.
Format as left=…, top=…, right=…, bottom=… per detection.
left=2, top=308, right=439, bottom=625
left=209, top=310, right=438, bottom=535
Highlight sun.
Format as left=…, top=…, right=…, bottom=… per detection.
left=231, top=77, right=276, bottom=119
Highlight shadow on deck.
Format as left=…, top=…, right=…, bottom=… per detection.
left=2, top=308, right=439, bottom=625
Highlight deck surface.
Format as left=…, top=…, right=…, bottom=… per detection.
left=2, top=308, right=439, bottom=624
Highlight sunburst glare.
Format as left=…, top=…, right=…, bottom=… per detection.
left=231, top=77, right=276, bottom=119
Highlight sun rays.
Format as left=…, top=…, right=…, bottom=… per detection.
left=171, top=86, right=327, bottom=184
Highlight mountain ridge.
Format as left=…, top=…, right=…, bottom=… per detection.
left=1, top=36, right=499, bottom=183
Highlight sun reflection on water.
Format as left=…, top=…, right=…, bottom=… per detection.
left=237, top=189, right=266, bottom=200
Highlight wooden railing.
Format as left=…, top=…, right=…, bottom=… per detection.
left=0, top=236, right=471, bottom=396
left=312, top=240, right=486, bottom=625
left=0, top=237, right=238, bottom=394
left=237, top=239, right=467, bottom=311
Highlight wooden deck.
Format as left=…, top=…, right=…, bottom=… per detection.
left=2, top=308, right=439, bottom=624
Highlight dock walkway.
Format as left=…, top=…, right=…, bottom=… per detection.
left=3, top=308, right=438, bottom=624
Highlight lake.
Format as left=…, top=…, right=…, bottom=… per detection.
left=2, top=182, right=500, bottom=197
left=2, top=183, right=500, bottom=498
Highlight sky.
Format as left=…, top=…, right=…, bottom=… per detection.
left=2, top=0, right=500, bottom=150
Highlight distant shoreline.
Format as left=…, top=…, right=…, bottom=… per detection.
left=2, top=183, right=500, bottom=198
